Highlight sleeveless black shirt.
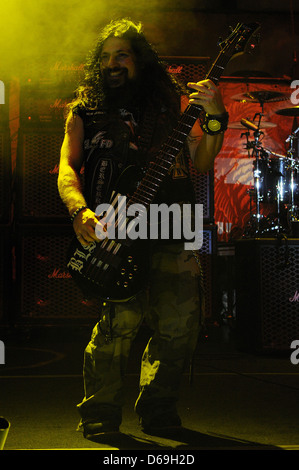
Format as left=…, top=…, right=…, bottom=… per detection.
left=73, top=103, right=196, bottom=213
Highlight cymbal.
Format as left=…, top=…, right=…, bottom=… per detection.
left=276, top=106, right=299, bottom=116
left=228, top=121, right=277, bottom=129
left=231, top=90, right=288, bottom=103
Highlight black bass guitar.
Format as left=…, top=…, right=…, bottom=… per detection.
left=67, top=22, right=260, bottom=302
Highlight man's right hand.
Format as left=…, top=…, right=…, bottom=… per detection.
left=73, top=208, right=100, bottom=246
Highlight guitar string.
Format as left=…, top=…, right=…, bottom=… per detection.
left=127, top=106, right=201, bottom=207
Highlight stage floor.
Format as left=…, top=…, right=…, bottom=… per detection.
left=0, top=322, right=298, bottom=452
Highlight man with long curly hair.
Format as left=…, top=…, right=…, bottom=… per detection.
left=58, top=18, right=227, bottom=440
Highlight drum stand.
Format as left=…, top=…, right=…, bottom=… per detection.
left=242, top=114, right=271, bottom=237
left=286, top=127, right=299, bottom=228
left=244, top=126, right=299, bottom=238
left=229, top=92, right=299, bottom=238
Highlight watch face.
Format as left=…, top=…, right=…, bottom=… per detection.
left=208, top=119, right=221, bottom=131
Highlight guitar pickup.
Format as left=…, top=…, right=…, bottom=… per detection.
left=91, top=247, right=122, bottom=270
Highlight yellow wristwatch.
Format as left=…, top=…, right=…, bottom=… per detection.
left=202, top=112, right=229, bottom=135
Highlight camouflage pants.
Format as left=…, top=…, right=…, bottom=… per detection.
left=77, top=242, right=204, bottom=424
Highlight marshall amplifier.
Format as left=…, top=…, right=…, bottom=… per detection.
left=16, top=224, right=100, bottom=322
left=161, top=56, right=209, bottom=86
left=19, top=56, right=84, bottom=128
left=19, top=84, right=73, bottom=128
left=235, top=238, right=299, bottom=351
left=15, top=128, right=69, bottom=222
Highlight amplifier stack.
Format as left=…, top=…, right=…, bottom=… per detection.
left=11, top=57, right=100, bottom=324
left=0, top=87, right=12, bottom=325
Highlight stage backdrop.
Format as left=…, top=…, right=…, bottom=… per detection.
left=215, top=78, right=294, bottom=242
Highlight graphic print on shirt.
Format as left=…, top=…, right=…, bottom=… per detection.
left=171, top=151, right=189, bottom=180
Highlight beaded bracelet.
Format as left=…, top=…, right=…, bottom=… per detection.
left=201, top=112, right=229, bottom=136
left=70, top=206, right=88, bottom=223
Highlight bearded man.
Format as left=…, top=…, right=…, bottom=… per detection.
left=58, top=18, right=227, bottom=440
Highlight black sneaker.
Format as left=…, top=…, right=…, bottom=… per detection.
left=77, top=404, right=121, bottom=439
left=82, top=420, right=120, bottom=440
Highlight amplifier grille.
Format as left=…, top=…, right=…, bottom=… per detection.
left=235, top=239, right=299, bottom=351
left=17, top=226, right=99, bottom=320
left=16, top=130, right=68, bottom=221
left=260, top=244, right=299, bottom=349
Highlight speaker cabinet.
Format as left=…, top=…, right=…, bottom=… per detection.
left=19, top=56, right=84, bottom=128
left=16, top=224, right=100, bottom=322
left=16, top=129, right=69, bottom=222
left=162, top=56, right=209, bottom=85
left=235, top=238, right=299, bottom=351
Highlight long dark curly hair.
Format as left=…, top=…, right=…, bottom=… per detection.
left=69, top=18, right=186, bottom=119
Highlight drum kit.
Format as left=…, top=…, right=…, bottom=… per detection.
left=228, top=90, right=299, bottom=238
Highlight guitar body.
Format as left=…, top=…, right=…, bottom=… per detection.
left=67, top=165, right=150, bottom=302
left=67, top=234, right=150, bottom=302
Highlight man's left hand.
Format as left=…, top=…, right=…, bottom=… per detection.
left=187, top=79, right=226, bottom=115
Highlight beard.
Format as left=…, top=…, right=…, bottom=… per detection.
left=102, top=67, right=141, bottom=110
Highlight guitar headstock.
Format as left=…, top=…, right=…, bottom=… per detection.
left=205, top=22, right=261, bottom=85
left=219, top=22, right=261, bottom=60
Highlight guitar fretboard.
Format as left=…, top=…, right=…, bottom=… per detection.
left=128, top=105, right=202, bottom=209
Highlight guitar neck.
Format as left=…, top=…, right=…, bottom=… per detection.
left=131, top=105, right=202, bottom=207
